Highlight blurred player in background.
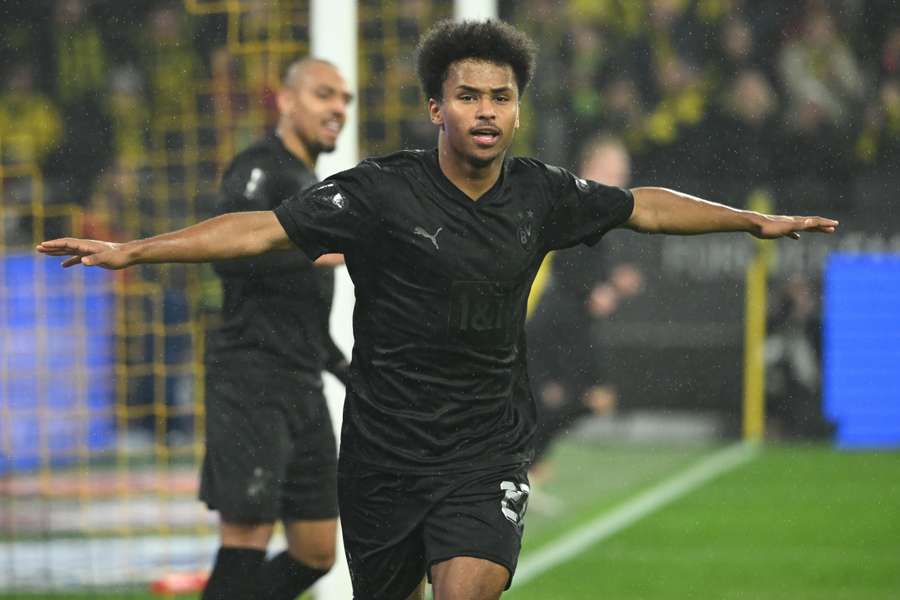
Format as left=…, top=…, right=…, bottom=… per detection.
left=765, top=275, right=834, bottom=439
left=199, top=57, right=352, bottom=600
left=38, top=20, right=839, bottom=600
left=527, top=134, right=644, bottom=494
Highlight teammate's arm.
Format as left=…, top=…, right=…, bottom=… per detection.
left=36, top=211, right=293, bottom=269
left=314, top=253, right=345, bottom=267
left=624, top=187, right=839, bottom=239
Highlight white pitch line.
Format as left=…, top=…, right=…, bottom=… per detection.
left=513, top=441, right=759, bottom=589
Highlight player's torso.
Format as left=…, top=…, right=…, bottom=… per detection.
left=357, top=154, right=549, bottom=351
left=336, top=153, right=559, bottom=470
left=211, top=137, right=330, bottom=371
left=232, top=139, right=323, bottom=293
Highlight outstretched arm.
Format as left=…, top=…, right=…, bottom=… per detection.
left=36, top=211, right=293, bottom=269
left=624, top=187, right=838, bottom=239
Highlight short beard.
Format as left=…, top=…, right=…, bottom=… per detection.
left=304, top=139, right=335, bottom=158
left=315, top=140, right=336, bottom=154
left=465, top=148, right=502, bottom=169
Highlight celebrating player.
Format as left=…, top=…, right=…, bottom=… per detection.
left=202, top=57, right=351, bottom=600
left=38, top=20, right=837, bottom=600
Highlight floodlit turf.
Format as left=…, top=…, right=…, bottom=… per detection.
left=522, top=442, right=714, bottom=550
left=509, top=444, right=900, bottom=600
left=3, top=443, right=897, bottom=599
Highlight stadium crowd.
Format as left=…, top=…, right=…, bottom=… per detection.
left=1, top=0, right=898, bottom=217
left=510, top=0, right=899, bottom=209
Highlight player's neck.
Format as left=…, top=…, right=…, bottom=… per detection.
left=437, top=139, right=504, bottom=201
left=276, top=124, right=317, bottom=170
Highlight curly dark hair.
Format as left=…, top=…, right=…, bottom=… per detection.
left=415, top=19, right=537, bottom=101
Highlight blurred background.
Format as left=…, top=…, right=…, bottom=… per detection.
left=1, top=0, right=898, bottom=598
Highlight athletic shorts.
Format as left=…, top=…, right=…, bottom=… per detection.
left=338, top=458, right=530, bottom=599
left=199, top=366, right=338, bottom=522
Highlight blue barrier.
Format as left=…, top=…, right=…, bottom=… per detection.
left=1, top=254, right=116, bottom=473
left=824, top=253, right=900, bottom=449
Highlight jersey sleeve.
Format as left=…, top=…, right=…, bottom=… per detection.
left=541, top=164, right=634, bottom=251
left=274, top=161, right=381, bottom=260
left=218, top=156, right=280, bottom=214
left=214, top=155, right=313, bottom=277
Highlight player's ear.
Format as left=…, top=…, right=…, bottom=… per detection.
left=276, top=88, right=294, bottom=115
left=428, top=97, right=443, bottom=126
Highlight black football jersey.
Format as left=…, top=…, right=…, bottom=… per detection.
left=275, top=149, right=633, bottom=470
left=206, top=134, right=345, bottom=387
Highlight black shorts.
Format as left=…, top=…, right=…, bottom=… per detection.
left=199, top=367, right=338, bottom=522
left=338, top=458, right=530, bottom=600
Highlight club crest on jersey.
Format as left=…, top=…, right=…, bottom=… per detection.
left=516, top=210, right=535, bottom=248
left=500, top=480, right=530, bottom=528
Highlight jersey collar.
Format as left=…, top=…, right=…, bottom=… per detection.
left=424, top=148, right=509, bottom=208
left=270, top=132, right=313, bottom=174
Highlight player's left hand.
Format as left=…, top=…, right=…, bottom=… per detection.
left=36, top=238, right=130, bottom=269
left=754, top=215, right=839, bottom=240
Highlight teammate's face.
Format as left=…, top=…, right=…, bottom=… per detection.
left=279, top=62, right=352, bottom=154
left=429, top=59, right=520, bottom=168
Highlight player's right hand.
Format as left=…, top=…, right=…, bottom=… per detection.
left=36, top=238, right=131, bottom=269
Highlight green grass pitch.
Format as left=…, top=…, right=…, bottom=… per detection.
left=3, top=443, right=898, bottom=599
left=509, top=444, right=900, bottom=599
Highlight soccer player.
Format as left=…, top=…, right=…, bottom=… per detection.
left=526, top=134, right=641, bottom=491
left=199, top=57, right=353, bottom=600
left=38, top=20, right=838, bottom=600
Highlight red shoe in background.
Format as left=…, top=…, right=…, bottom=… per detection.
left=150, top=571, right=209, bottom=595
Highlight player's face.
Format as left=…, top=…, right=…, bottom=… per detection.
left=280, top=62, right=352, bottom=154
left=429, top=59, right=520, bottom=168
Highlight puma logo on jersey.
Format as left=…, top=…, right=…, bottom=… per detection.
left=500, top=480, right=530, bottom=527
left=413, top=226, right=443, bottom=250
